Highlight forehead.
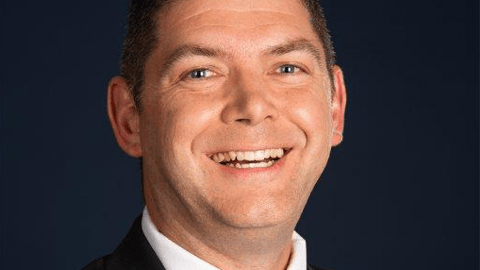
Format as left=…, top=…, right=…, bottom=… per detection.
left=156, top=0, right=320, bottom=53
left=162, top=0, right=310, bottom=27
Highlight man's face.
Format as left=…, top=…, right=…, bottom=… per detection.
left=138, top=0, right=345, bottom=229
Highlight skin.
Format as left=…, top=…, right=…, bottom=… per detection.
left=107, top=0, right=346, bottom=269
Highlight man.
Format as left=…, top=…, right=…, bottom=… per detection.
left=84, top=0, right=346, bottom=269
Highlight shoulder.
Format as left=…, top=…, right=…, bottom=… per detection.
left=82, top=255, right=109, bottom=270
left=80, top=215, right=165, bottom=270
left=308, top=264, right=334, bottom=270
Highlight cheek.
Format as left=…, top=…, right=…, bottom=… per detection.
left=279, top=86, right=333, bottom=143
left=140, top=92, right=221, bottom=198
left=280, top=85, right=333, bottom=180
left=144, top=91, right=221, bottom=160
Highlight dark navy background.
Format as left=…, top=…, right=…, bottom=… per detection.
left=2, top=0, right=478, bottom=269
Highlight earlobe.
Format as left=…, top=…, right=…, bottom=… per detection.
left=107, top=76, right=143, bottom=157
left=330, top=65, right=347, bottom=146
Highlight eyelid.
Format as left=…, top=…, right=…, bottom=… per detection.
left=278, top=64, right=299, bottom=73
left=189, top=69, right=213, bottom=79
left=179, top=66, right=219, bottom=82
left=271, top=62, right=309, bottom=75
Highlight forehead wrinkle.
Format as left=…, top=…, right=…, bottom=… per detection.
left=165, top=4, right=309, bottom=34
left=183, top=22, right=308, bottom=34
left=175, top=8, right=303, bottom=25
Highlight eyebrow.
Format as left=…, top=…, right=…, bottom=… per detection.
left=262, top=38, right=323, bottom=65
left=159, top=38, right=323, bottom=75
left=160, top=45, right=226, bottom=75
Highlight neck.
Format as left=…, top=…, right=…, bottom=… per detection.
left=145, top=192, right=298, bottom=270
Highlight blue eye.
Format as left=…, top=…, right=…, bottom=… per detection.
left=278, top=65, right=298, bottom=74
left=188, top=69, right=212, bottom=79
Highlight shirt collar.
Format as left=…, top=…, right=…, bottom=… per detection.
left=141, top=207, right=307, bottom=270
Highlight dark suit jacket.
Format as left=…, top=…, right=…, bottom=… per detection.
left=83, top=216, right=328, bottom=270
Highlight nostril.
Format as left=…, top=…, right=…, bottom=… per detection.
left=235, top=118, right=251, bottom=124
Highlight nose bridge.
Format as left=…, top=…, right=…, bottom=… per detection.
left=221, top=70, right=278, bottom=125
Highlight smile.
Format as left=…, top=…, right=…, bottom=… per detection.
left=209, top=148, right=290, bottom=169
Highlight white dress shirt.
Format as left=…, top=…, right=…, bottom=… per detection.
left=142, top=208, right=307, bottom=270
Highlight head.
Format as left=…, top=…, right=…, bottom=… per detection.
left=108, top=0, right=346, bottom=235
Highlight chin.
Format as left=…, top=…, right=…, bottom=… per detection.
left=208, top=192, right=301, bottom=229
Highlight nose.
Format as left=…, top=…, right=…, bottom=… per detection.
left=221, top=72, right=279, bottom=125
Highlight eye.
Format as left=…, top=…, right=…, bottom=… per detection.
left=277, top=65, right=299, bottom=74
left=187, top=69, right=214, bottom=80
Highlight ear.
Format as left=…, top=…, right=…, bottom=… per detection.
left=330, top=65, right=347, bottom=146
left=107, top=76, right=143, bottom=157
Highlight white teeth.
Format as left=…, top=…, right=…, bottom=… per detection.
left=245, top=151, right=255, bottom=161
left=211, top=148, right=287, bottom=168
left=254, top=150, right=265, bottom=161
left=230, top=160, right=276, bottom=169
left=221, top=158, right=277, bottom=169
left=228, top=151, right=236, bottom=160
left=271, top=149, right=278, bottom=158
left=218, top=153, right=225, bottom=162
left=265, top=149, right=275, bottom=158
left=269, top=148, right=284, bottom=158
left=236, top=152, right=245, bottom=161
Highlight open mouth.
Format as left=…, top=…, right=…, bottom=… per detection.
left=209, top=148, right=290, bottom=169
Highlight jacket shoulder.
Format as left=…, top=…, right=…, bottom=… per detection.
left=81, top=215, right=165, bottom=270
left=308, top=264, right=332, bottom=270
left=82, top=255, right=109, bottom=270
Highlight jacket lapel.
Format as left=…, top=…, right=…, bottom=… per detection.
left=104, top=215, right=166, bottom=270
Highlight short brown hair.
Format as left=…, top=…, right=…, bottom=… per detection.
left=121, top=0, right=336, bottom=109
